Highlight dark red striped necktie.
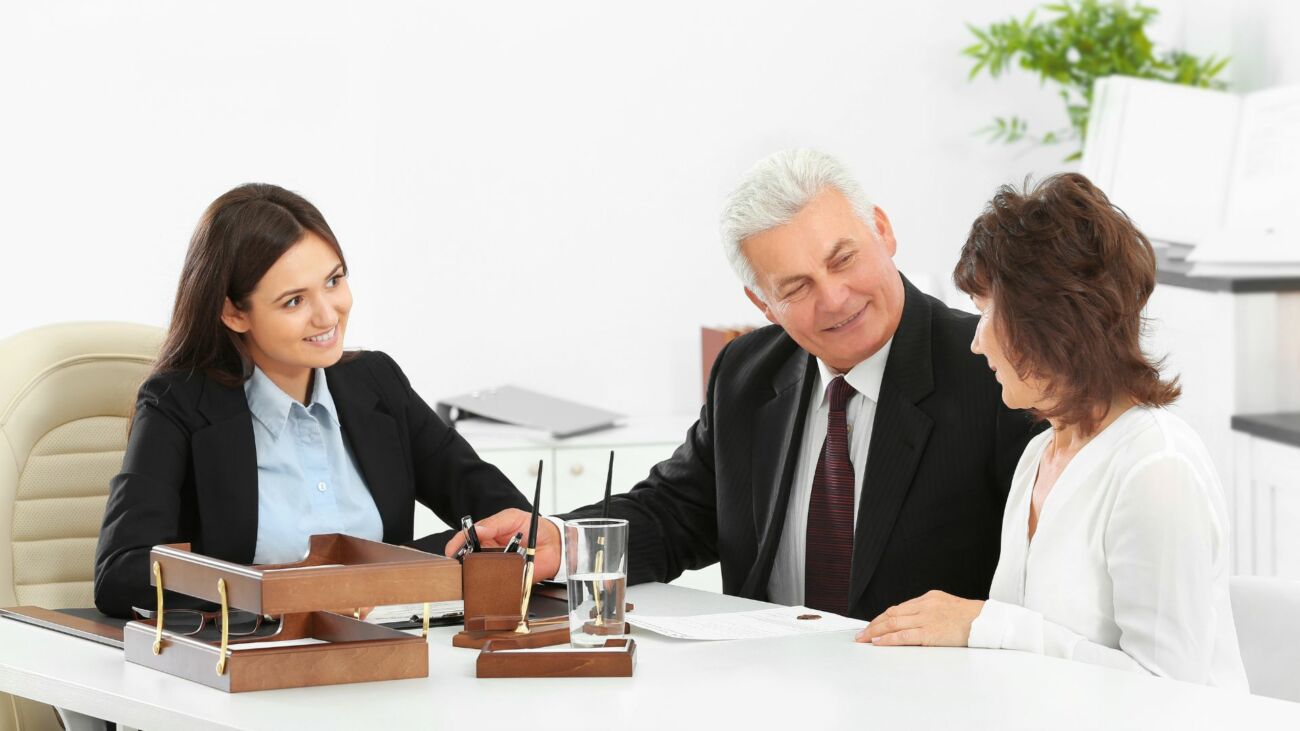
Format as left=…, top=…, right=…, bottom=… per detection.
left=805, top=375, right=856, bottom=614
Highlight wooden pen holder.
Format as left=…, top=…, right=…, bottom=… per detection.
left=452, top=548, right=569, bottom=649
left=123, top=534, right=462, bottom=692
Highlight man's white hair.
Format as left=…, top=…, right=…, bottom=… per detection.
left=720, top=148, right=875, bottom=300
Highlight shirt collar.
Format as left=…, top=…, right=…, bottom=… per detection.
left=308, top=367, right=341, bottom=426
left=243, top=366, right=339, bottom=438
left=813, top=336, right=894, bottom=409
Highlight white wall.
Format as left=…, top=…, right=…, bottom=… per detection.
left=2, top=0, right=1284, bottom=418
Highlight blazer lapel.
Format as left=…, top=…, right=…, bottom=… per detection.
left=327, top=367, right=410, bottom=543
left=191, top=377, right=260, bottom=564
left=849, top=276, right=936, bottom=609
left=741, top=348, right=816, bottom=597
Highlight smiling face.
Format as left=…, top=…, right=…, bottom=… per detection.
left=970, top=294, right=1048, bottom=411
left=741, top=188, right=905, bottom=372
left=220, top=231, right=351, bottom=384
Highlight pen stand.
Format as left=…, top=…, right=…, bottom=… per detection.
left=452, top=548, right=569, bottom=649
left=122, top=534, right=462, bottom=692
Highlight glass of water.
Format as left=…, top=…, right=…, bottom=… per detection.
left=564, top=518, right=628, bottom=648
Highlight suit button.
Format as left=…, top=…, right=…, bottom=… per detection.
left=317, top=482, right=327, bottom=492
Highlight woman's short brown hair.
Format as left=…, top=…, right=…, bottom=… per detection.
left=953, top=172, right=1179, bottom=435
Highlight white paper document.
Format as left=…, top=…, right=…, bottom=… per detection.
left=626, top=605, right=865, bottom=641
left=364, top=601, right=464, bottom=625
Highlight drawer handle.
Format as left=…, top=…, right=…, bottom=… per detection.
left=570, top=463, right=584, bottom=476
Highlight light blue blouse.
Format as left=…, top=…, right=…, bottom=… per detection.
left=244, top=366, right=384, bottom=564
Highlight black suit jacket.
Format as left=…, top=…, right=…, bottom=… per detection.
left=93, top=350, right=530, bottom=618
left=564, top=276, right=1041, bottom=619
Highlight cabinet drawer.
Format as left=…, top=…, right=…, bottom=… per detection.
left=1249, top=437, right=1300, bottom=579
left=479, top=447, right=557, bottom=513
left=552, top=443, right=679, bottom=512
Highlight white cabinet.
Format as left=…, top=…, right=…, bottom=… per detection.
left=1144, top=281, right=1300, bottom=572
left=550, top=443, right=676, bottom=510
left=1233, top=420, right=1300, bottom=580
left=412, top=415, right=724, bottom=593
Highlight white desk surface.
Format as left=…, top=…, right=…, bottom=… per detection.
left=3, top=584, right=1298, bottom=730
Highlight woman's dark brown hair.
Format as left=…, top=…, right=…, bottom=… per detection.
left=953, top=172, right=1179, bottom=435
left=153, top=183, right=348, bottom=385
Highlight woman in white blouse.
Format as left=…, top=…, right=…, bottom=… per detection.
left=858, top=173, right=1248, bottom=689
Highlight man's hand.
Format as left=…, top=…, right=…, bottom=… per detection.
left=856, top=590, right=984, bottom=646
left=443, top=508, right=562, bottom=580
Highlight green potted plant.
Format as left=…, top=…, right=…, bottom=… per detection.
left=964, top=0, right=1229, bottom=160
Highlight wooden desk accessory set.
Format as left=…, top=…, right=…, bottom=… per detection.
left=455, top=457, right=636, bottom=678
left=123, top=534, right=460, bottom=692
left=124, top=458, right=634, bottom=689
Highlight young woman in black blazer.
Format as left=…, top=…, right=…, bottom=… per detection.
left=93, top=183, right=529, bottom=618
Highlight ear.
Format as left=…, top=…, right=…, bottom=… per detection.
left=873, top=206, right=898, bottom=257
left=221, top=297, right=252, bottom=334
left=744, top=287, right=779, bottom=325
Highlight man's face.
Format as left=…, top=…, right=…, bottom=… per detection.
left=742, top=188, right=905, bottom=372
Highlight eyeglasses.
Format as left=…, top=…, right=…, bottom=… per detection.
left=132, top=607, right=279, bottom=637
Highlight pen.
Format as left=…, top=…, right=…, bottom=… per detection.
left=460, top=515, right=480, bottom=553
left=602, top=450, right=614, bottom=518
left=593, top=450, right=615, bottom=626
left=515, top=459, right=544, bottom=634
left=504, top=531, right=524, bottom=554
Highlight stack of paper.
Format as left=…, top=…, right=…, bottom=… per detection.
left=1081, top=76, right=1300, bottom=277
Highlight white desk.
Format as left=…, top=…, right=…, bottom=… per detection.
left=2, top=584, right=1297, bottom=730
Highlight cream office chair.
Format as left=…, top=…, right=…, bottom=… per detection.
left=1231, top=575, right=1300, bottom=703
left=0, top=322, right=162, bottom=731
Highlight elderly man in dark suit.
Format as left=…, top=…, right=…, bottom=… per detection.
left=452, top=149, right=1039, bottom=620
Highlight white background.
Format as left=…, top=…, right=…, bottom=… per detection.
left=2, top=0, right=1296, bottom=418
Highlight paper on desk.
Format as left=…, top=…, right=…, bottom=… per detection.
left=364, top=601, right=464, bottom=625
left=626, top=605, right=865, bottom=640
left=228, top=638, right=329, bottom=651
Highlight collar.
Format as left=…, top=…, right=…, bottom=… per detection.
left=243, top=366, right=339, bottom=438
left=813, top=336, right=894, bottom=409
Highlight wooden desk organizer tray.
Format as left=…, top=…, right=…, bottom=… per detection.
left=122, top=534, right=461, bottom=692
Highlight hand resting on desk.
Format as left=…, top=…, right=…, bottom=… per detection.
left=856, top=590, right=984, bottom=647
left=443, top=508, right=562, bottom=580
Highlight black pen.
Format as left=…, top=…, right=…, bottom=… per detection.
left=602, top=450, right=614, bottom=518
left=504, top=531, right=524, bottom=554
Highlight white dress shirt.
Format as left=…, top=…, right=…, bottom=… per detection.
left=766, top=338, right=892, bottom=606
left=967, top=406, right=1249, bottom=689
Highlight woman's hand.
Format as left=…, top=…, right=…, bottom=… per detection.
left=856, top=590, right=984, bottom=646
